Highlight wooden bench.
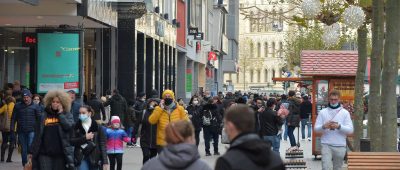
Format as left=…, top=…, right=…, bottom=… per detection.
left=347, top=152, right=400, bottom=170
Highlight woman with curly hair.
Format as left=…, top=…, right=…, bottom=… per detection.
left=29, top=90, right=75, bottom=170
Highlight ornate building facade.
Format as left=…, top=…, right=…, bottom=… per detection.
left=224, top=0, right=294, bottom=94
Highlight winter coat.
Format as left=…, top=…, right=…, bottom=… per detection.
left=260, top=108, right=284, bottom=136
left=251, top=105, right=262, bottom=134
left=201, top=104, right=222, bottom=133
left=104, top=94, right=128, bottom=126
left=29, top=108, right=75, bottom=170
left=215, top=133, right=285, bottom=170
left=87, top=98, right=106, bottom=121
left=105, top=128, right=130, bottom=154
left=148, top=103, right=189, bottom=146
left=139, top=108, right=157, bottom=149
left=287, top=98, right=301, bottom=127
left=141, top=143, right=212, bottom=170
left=300, top=100, right=312, bottom=119
left=130, top=99, right=146, bottom=128
left=70, top=119, right=108, bottom=167
left=186, top=104, right=203, bottom=131
left=71, top=100, right=82, bottom=123
left=10, top=102, right=41, bottom=133
left=0, top=102, right=15, bottom=132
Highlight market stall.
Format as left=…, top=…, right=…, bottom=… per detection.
left=301, top=50, right=358, bottom=158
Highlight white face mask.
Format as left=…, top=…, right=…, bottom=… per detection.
left=33, top=100, right=40, bottom=105
left=193, top=101, right=199, bottom=105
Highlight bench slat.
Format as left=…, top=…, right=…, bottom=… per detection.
left=348, top=152, right=400, bottom=156
left=347, top=159, right=400, bottom=163
left=348, top=156, right=400, bottom=159
left=348, top=163, right=400, bottom=166
left=348, top=166, right=400, bottom=170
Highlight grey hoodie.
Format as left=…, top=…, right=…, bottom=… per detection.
left=141, top=143, right=211, bottom=170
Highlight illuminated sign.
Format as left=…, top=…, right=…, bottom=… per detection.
left=22, top=33, right=37, bottom=47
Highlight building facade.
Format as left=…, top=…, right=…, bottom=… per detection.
left=224, top=0, right=294, bottom=94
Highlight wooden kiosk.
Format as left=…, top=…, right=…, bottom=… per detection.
left=301, top=50, right=358, bottom=158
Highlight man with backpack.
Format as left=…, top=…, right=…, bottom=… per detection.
left=202, top=99, right=222, bottom=156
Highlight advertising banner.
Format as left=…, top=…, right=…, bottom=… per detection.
left=37, top=33, right=80, bottom=93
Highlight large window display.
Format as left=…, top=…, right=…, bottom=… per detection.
left=37, top=32, right=81, bottom=93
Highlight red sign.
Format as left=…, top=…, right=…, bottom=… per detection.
left=64, top=82, right=79, bottom=89
left=208, top=51, right=217, bottom=61
left=22, top=33, right=37, bottom=47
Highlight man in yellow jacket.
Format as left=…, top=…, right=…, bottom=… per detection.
left=148, top=90, right=189, bottom=151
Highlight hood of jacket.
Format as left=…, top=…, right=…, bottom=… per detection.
left=113, top=94, right=124, bottom=101
left=229, top=133, right=273, bottom=166
left=159, top=143, right=200, bottom=169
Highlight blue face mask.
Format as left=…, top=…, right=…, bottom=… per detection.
left=330, top=103, right=339, bottom=107
left=79, top=114, right=89, bottom=122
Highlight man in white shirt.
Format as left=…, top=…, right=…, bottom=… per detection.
left=315, top=90, right=354, bottom=170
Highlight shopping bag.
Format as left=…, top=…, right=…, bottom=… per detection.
left=24, top=159, right=32, bottom=170
left=221, top=128, right=230, bottom=144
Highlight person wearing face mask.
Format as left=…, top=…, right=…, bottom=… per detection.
left=105, top=116, right=130, bottom=170
left=136, top=99, right=158, bottom=164
left=186, top=96, right=203, bottom=146
left=32, top=94, right=45, bottom=113
left=148, top=90, right=189, bottom=152
left=70, top=105, right=108, bottom=170
left=28, top=90, right=75, bottom=170
left=314, top=90, right=353, bottom=170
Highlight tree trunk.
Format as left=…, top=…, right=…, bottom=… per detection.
left=381, top=0, right=400, bottom=152
left=368, top=0, right=384, bottom=152
left=353, top=24, right=368, bottom=152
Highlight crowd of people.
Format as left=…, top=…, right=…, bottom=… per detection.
left=0, top=80, right=354, bottom=170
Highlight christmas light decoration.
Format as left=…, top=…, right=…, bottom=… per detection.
left=301, top=0, right=322, bottom=19
left=322, top=23, right=340, bottom=47
left=342, top=5, right=365, bottom=29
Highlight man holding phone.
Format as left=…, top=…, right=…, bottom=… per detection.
left=315, top=90, right=354, bottom=170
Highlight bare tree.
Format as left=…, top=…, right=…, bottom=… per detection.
left=368, top=0, right=384, bottom=152
left=381, top=0, right=400, bottom=152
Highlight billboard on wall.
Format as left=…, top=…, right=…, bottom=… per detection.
left=37, top=32, right=80, bottom=93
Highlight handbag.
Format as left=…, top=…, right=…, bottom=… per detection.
left=0, top=105, right=10, bottom=131
left=221, top=128, right=230, bottom=144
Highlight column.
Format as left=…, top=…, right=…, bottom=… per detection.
left=155, top=40, right=160, bottom=92
left=136, top=33, right=145, bottom=95
left=117, top=14, right=136, bottom=100
left=159, top=42, right=164, bottom=94
left=145, top=37, right=154, bottom=96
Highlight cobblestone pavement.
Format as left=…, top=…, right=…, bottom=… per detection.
left=1, top=129, right=351, bottom=170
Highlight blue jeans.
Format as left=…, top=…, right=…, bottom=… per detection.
left=263, top=135, right=281, bottom=153
left=288, top=126, right=297, bottom=147
left=301, top=118, right=312, bottom=139
left=283, top=120, right=288, bottom=140
left=79, top=159, right=90, bottom=170
left=126, top=126, right=134, bottom=144
left=18, top=132, right=34, bottom=166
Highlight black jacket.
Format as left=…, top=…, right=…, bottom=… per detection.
left=87, top=98, right=106, bottom=121
left=138, top=108, right=157, bottom=149
left=215, top=133, right=284, bottom=170
left=186, top=104, right=203, bottom=131
left=30, top=108, right=75, bottom=170
left=104, top=94, right=128, bottom=126
left=260, top=108, right=284, bottom=136
left=70, top=119, right=108, bottom=167
left=202, top=104, right=222, bottom=132
left=300, top=100, right=312, bottom=119
left=287, top=98, right=301, bottom=127
left=10, top=102, right=41, bottom=133
left=251, top=105, right=262, bottom=135
left=132, top=99, right=146, bottom=124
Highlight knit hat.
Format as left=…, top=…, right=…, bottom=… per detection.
left=162, top=90, right=175, bottom=100
left=22, top=89, right=32, bottom=97
left=111, top=116, right=120, bottom=124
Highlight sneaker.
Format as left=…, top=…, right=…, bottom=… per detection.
left=308, top=138, right=311, bottom=141
left=6, top=159, right=12, bottom=163
left=286, top=146, right=298, bottom=152
left=205, top=153, right=212, bottom=156
left=214, top=152, right=220, bottom=156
